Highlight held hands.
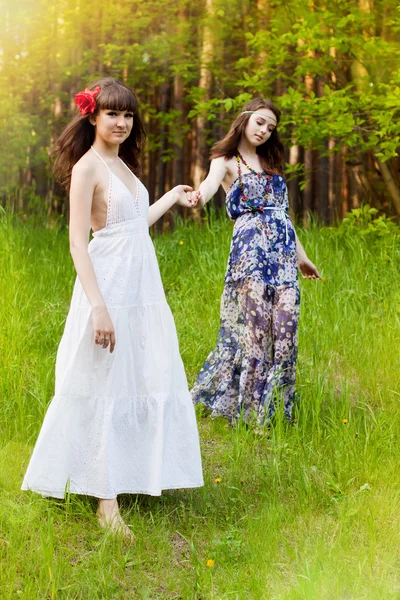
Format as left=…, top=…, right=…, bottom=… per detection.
left=170, top=185, right=205, bottom=208
left=298, top=257, right=320, bottom=279
left=172, top=185, right=197, bottom=208
left=192, top=190, right=203, bottom=207
left=93, top=305, right=116, bottom=353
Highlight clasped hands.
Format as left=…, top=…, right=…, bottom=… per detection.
left=171, top=185, right=202, bottom=208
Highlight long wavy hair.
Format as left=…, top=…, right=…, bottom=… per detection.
left=211, top=98, right=284, bottom=174
left=53, top=77, right=146, bottom=190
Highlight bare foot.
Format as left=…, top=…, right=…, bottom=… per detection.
left=97, top=498, right=134, bottom=540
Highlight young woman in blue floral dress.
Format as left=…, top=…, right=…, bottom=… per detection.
left=191, top=98, right=320, bottom=423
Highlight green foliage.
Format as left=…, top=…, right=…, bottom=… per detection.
left=339, top=204, right=399, bottom=237
left=205, top=0, right=400, bottom=162
left=1, top=0, right=400, bottom=207
left=187, top=93, right=252, bottom=121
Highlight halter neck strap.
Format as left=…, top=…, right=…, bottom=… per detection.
left=91, top=146, right=110, bottom=170
left=118, top=157, right=134, bottom=177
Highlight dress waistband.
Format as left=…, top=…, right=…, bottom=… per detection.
left=240, top=205, right=290, bottom=245
left=92, top=219, right=149, bottom=238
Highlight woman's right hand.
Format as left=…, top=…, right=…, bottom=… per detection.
left=298, top=257, right=320, bottom=280
left=92, top=305, right=116, bottom=353
left=191, top=190, right=203, bottom=207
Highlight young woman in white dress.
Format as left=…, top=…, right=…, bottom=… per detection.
left=21, top=77, right=203, bottom=536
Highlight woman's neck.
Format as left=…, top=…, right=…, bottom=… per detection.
left=92, top=138, right=120, bottom=159
left=237, top=138, right=258, bottom=159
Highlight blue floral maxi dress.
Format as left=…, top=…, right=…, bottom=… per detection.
left=191, top=165, right=300, bottom=422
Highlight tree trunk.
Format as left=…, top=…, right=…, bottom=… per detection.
left=257, top=0, right=269, bottom=67
left=288, top=143, right=301, bottom=217
left=341, top=148, right=349, bottom=216
left=156, top=79, right=170, bottom=232
left=376, top=159, right=400, bottom=215
left=173, top=74, right=185, bottom=187
left=332, top=145, right=343, bottom=220
left=193, top=0, right=213, bottom=190
left=315, top=68, right=330, bottom=223
left=302, top=39, right=315, bottom=225
left=317, top=146, right=330, bottom=223
left=303, top=147, right=313, bottom=225
left=146, top=90, right=157, bottom=206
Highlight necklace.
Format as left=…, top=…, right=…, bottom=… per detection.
left=237, top=151, right=268, bottom=177
left=236, top=153, right=272, bottom=207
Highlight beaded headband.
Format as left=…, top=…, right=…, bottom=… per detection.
left=241, top=110, right=277, bottom=124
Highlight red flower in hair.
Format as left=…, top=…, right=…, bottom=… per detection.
left=74, top=86, right=101, bottom=116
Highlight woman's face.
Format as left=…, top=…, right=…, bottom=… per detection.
left=91, top=109, right=134, bottom=145
left=243, top=108, right=277, bottom=147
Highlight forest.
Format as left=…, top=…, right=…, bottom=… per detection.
left=1, top=0, right=400, bottom=226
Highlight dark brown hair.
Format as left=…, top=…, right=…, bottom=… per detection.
left=53, top=77, right=146, bottom=190
left=211, top=98, right=284, bottom=174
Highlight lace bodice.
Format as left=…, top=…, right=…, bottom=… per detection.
left=91, top=146, right=147, bottom=226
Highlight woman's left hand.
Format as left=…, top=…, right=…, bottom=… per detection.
left=173, top=185, right=196, bottom=207
left=298, top=257, right=320, bottom=279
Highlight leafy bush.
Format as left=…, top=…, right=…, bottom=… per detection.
left=339, top=205, right=399, bottom=238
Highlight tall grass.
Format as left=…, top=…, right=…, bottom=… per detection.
left=1, top=210, right=399, bottom=599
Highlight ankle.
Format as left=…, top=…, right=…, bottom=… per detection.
left=98, top=498, right=119, bottom=518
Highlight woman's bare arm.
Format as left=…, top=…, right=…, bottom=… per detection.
left=69, top=162, right=105, bottom=309
left=148, top=185, right=193, bottom=227
left=196, top=157, right=228, bottom=207
left=69, top=161, right=115, bottom=351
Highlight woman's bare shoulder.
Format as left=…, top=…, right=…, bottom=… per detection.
left=211, top=155, right=236, bottom=179
left=72, top=149, right=98, bottom=178
left=211, top=155, right=235, bottom=168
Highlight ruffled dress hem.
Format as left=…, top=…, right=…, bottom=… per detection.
left=21, top=482, right=204, bottom=500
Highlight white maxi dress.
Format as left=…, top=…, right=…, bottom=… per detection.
left=22, top=147, right=203, bottom=499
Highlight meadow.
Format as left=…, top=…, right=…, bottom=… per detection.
left=0, top=208, right=399, bottom=599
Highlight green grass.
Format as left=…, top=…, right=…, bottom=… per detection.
left=1, top=210, right=400, bottom=599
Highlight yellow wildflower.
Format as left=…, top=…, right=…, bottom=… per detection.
left=206, top=559, right=215, bottom=568
left=342, top=418, right=348, bottom=424
left=214, top=477, right=221, bottom=484
left=179, top=240, right=184, bottom=245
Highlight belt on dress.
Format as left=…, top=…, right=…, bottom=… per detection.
left=244, top=204, right=290, bottom=245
